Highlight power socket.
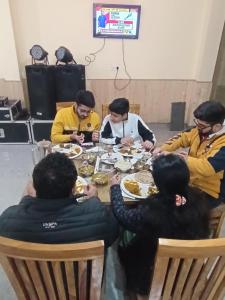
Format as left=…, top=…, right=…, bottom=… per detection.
left=112, top=66, right=119, bottom=71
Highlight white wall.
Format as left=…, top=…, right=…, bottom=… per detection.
left=7, top=0, right=225, bottom=81
left=0, top=0, right=20, bottom=80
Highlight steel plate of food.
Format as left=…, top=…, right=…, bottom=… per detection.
left=79, top=164, right=94, bottom=177
left=92, top=172, right=108, bottom=185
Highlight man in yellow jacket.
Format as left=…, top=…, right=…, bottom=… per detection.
left=154, top=101, right=225, bottom=208
left=51, top=90, right=100, bottom=144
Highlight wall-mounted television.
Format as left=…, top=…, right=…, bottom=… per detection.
left=93, top=3, right=141, bottom=39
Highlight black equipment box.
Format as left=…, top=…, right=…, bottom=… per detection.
left=0, top=100, right=22, bottom=121
left=30, top=119, right=53, bottom=143
left=0, top=96, right=9, bottom=107
left=0, top=118, right=32, bottom=144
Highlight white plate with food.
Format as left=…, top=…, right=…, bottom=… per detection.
left=101, top=152, right=123, bottom=164
left=121, top=172, right=156, bottom=199
left=113, top=142, right=144, bottom=158
left=74, top=176, right=87, bottom=194
left=52, top=143, right=82, bottom=159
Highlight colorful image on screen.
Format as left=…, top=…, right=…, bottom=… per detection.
left=93, top=4, right=141, bottom=39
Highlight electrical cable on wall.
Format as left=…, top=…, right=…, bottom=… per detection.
left=84, top=38, right=106, bottom=66
left=114, top=39, right=132, bottom=91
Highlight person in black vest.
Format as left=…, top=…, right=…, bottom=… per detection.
left=110, top=154, right=210, bottom=295
left=0, top=153, right=118, bottom=247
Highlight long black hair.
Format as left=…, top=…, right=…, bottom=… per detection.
left=149, top=154, right=209, bottom=238
left=152, top=154, right=189, bottom=198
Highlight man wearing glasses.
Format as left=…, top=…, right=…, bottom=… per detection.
left=51, top=90, right=100, bottom=144
left=154, top=101, right=225, bottom=208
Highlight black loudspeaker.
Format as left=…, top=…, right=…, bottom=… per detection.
left=54, top=64, right=86, bottom=101
left=25, top=65, right=56, bottom=120
left=170, top=102, right=186, bottom=131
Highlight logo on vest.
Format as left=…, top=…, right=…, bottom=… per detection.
left=42, top=222, right=58, bottom=229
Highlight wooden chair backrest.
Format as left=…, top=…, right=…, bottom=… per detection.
left=0, top=237, right=104, bottom=300
left=149, top=237, right=225, bottom=300
left=56, top=101, right=74, bottom=112
left=102, top=103, right=140, bottom=120
left=209, top=204, right=225, bottom=238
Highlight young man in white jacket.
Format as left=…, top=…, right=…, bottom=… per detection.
left=100, top=98, right=156, bottom=150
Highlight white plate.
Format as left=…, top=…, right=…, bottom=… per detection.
left=75, top=176, right=87, bottom=194
left=113, top=142, right=144, bottom=158
left=121, top=173, right=150, bottom=199
left=52, top=144, right=82, bottom=159
left=101, top=152, right=122, bottom=164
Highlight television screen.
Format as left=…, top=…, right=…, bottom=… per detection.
left=93, top=3, right=141, bottom=39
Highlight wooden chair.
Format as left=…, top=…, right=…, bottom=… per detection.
left=209, top=204, right=225, bottom=238
left=56, top=101, right=74, bottom=112
left=0, top=237, right=104, bottom=300
left=102, top=103, right=140, bottom=120
left=148, top=237, right=225, bottom=300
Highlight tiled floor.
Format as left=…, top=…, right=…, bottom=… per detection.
left=0, top=123, right=224, bottom=300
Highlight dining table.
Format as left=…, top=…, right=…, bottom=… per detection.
left=69, top=143, right=154, bottom=205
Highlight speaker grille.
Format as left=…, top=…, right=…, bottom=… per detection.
left=55, top=65, right=86, bottom=101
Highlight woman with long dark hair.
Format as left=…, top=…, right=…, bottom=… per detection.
left=110, top=154, right=210, bottom=295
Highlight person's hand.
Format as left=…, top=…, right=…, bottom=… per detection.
left=176, top=151, right=188, bottom=160
left=152, top=147, right=162, bottom=156
left=142, top=140, right=154, bottom=151
left=111, top=174, right=121, bottom=186
left=23, top=180, right=36, bottom=197
left=92, top=131, right=99, bottom=142
left=121, top=137, right=134, bottom=146
left=70, top=132, right=85, bottom=144
left=84, top=184, right=98, bottom=197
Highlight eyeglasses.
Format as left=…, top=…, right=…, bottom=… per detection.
left=193, top=119, right=212, bottom=130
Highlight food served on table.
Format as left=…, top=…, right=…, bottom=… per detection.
left=59, top=143, right=71, bottom=149
left=124, top=180, right=141, bottom=196
left=119, top=146, right=142, bottom=156
left=73, top=176, right=87, bottom=194
left=53, top=143, right=82, bottom=158
left=133, top=160, right=149, bottom=172
left=79, top=165, right=94, bottom=177
left=148, top=185, right=158, bottom=195
left=134, top=171, right=153, bottom=185
left=101, top=152, right=121, bottom=164
left=92, top=172, right=108, bottom=185
left=66, top=147, right=81, bottom=157
left=75, top=181, right=84, bottom=193
left=114, top=159, right=132, bottom=172
left=82, top=153, right=96, bottom=164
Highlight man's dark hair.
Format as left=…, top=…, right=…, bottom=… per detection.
left=194, top=101, right=225, bottom=124
left=109, top=98, right=129, bottom=115
left=75, top=90, right=95, bottom=108
left=33, top=153, right=77, bottom=199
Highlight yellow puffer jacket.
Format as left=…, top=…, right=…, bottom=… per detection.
left=161, top=127, right=225, bottom=200
left=51, top=106, right=100, bottom=143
